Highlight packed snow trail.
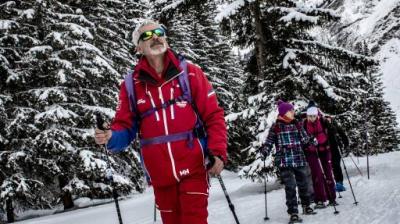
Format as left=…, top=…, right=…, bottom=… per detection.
left=15, top=151, right=400, bottom=224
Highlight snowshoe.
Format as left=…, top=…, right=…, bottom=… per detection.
left=314, top=201, right=326, bottom=209
left=328, top=200, right=339, bottom=206
left=302, top=205, right=317, bottom=215
left=288, top=214, right=303, bottom=224
left=335, top=182, right=346, bottom=192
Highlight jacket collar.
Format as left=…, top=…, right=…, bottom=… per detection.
left=278, top=115, right=295, bottom=124
left=277, top=117, right=297, bottom=125
left=134, top=49, right=182, bottom=86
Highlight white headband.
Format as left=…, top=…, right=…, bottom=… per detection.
left=306, top=107, right=318, bottom=116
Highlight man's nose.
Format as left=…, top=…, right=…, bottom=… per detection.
left=151, top=34, right=159, bottom=41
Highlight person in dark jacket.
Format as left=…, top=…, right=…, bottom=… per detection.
left=260, top=100, right=316, bottom=223
left=324, top=116, right=349, bottom=192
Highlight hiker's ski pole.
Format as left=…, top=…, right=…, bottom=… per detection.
left=217, top=175, right=240, bottom=224
left=349, top=153, right=363, bottom=176
left=96, top=113, right=124, bottom=224
left=338, top=147, right=358, bottom=205
left=263, top=159, right=270, bottom=221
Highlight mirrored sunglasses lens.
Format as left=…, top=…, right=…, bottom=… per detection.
left=154, top=28, right=165, bottom=37
left=141, top=31, right=153, bottom=41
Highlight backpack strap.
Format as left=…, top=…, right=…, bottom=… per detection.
left=177, top=55, right=204, bottom=132
left=132, top=56, right=206, bottom=148
left=178, top=58, right=192, bottom=103
left=124, top=71, right=137, bottom=114
left=124, top=71, right=151, bottom=183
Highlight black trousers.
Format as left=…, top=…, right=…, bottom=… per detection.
left=279, top=166, right=312, bottom=214
left=331, top=146, right=344, bottom=183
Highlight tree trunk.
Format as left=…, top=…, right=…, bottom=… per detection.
left=58, top=176, right=74, bottom=210
left=6, top=198, right=14, bottom=223
left=251, top=0, right=268, bottom=78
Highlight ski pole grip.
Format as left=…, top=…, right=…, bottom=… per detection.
left=96, top=113, right=106, bottom=130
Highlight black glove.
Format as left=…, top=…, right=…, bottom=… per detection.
left=310, top=137, right=318, bottom=146
left=206, top=154, right=224, bottom=170
left=206, top=155, right=216, bottom=170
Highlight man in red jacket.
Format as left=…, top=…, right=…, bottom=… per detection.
left=95, top=20, right=227, bottom=224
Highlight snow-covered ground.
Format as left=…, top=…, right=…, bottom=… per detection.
left=14, top=151, right=400, bottom=224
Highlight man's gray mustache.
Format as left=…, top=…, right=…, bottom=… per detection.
left=151, top=42, right=163, bottom=47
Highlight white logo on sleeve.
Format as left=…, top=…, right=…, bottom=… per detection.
left=137, top=99, right=146, bottom=105
left=176, top=101, right=188, bottom=108
left=179, top=168, right=190, bottom=176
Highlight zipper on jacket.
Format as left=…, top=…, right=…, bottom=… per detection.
left=158, top=87, right=180, bottom=182
left=147, top=89, right=160, bottom=121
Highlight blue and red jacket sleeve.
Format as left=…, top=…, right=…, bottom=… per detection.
left=107, top=81, right=137, bottom=152
left=189, top=64, right=228, bottom=162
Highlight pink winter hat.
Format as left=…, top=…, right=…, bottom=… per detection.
left=277, top=100, right=294, bottom=116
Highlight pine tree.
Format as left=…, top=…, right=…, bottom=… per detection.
left=353, top=42, right=400, bottom=155
left=0, top=1, right=55, bottom=215
left=218, top=0, right=377, bottom=180
left=0, top=0, right=145, bottom=214
left=152, top=1, right=245, bottom=169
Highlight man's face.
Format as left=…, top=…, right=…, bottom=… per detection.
left=307, top=115, right=317, bottom=122
left=136, top=24, right=168, bottom=56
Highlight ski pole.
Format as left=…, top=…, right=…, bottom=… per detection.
left=338, top=147, right=358, bottom=205
left=153, top=201, right=157, bottom=223
left=263, top=159, right=270, bottom=221
left=363, top=98, right=370, bottom=179
left=96, top=113, right=124, bottom=224
left=217, top=175, right=240, bottom=224
left=349, top=154, right=363, bottom=176
left=315, top=149, right=339, bottom=214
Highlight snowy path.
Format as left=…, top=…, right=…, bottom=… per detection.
left=16, top=151, right=400, bottom=224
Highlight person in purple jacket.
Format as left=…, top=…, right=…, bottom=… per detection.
left=260, top=100, right=317, bottom=223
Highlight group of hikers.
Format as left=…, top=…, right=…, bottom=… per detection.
left=260, top=100, right=349, bottom=223
left=94, top=19, right=350, bottom=224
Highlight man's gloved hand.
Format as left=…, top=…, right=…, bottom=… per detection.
left=206, top=155, right=224, bottom=176
left=95, top=126, right=112, bottom=145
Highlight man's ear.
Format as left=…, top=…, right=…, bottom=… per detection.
left=136, top=45, right=143, bottom=54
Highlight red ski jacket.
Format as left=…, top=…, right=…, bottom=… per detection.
left=108, top=49, right=227, bottom=187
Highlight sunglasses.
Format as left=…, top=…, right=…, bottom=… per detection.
left=139, top=28, right=165, bottom=42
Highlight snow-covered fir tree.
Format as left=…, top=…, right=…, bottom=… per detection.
left=352, top=42, right=399, bottom=155
left=152, top=1, right=245, bottom=169
left=217, top=0, right=380, bottom=180
left=0, top=0, right=145, bottom=216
